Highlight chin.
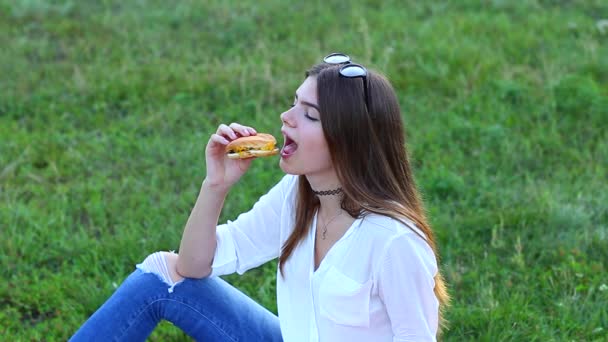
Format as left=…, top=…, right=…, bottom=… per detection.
left=281, top=161, right=333, bottom=179
left=279, top=159, right=301, bottom=175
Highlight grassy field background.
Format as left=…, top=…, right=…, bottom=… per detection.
left=1, top=0, right=607, bottom=340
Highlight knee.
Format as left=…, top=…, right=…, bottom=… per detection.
left=138, top=251, right=184, bottom=286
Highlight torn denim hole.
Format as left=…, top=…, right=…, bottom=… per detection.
left=136, top=251, right=183, bottom=293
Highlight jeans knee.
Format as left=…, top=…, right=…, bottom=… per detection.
left=136, top=251, right=184, bottom=293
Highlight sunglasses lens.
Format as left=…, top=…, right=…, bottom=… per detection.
left=340, top=64, right=367, bottom=78
left=324, top=53, right=350, bottom=64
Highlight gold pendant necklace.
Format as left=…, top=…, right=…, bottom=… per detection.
left=320, top=210, right=343, bottom=240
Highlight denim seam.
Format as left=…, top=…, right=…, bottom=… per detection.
left=115, top=297, right=238, bottom=342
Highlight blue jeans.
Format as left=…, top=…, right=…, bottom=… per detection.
left=70, top=268, right=283, bottom=341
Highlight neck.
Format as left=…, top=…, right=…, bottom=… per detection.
left=319, top=192, right=342, bottom=216
left=306, top=174, right=343, bottom=217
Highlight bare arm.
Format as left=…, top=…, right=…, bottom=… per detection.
left=176, top=123, right=257, bottom=278
left=175, top=181, right=228, bottom=278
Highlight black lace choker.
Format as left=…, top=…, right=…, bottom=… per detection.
left=312, top=187, right=343, bottom=196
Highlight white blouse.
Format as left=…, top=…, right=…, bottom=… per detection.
left=210, top=175, right=439, bottom=342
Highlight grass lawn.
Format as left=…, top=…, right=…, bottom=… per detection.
left=1, top=0, right=607, bottom=340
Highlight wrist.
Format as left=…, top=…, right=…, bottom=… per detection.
left=201, top=178, right=230, bottom=196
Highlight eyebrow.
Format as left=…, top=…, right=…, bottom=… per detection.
left=295, top=93, right=321, bottom=112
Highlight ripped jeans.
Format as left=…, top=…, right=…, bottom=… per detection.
left=70, top=252, right=283, bottom=342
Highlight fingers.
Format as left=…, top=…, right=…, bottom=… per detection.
left=208, top=123, right=258, bottom=155
left=216, top=123, right=257, bottom=140
left=230, top=123, right=257, bottom=136
left=210, top=133, right=230, bottom=145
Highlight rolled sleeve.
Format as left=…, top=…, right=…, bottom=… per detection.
left=210, top=224, right=238, bottom=276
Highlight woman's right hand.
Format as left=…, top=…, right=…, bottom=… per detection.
left=203, top=123, right=258, bottom=192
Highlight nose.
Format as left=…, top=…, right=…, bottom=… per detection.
left=281, top=108, right=296, bottom=127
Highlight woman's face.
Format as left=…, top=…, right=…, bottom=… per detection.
left=279, top=77, right=335, bottom=182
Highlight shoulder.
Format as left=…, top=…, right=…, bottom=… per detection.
left=280, top=174, right=299, bottom=201
left=264, top=174, right=298, bottom=199
left=248, top=174, right=298, bottom=212
left=361, top=213, right=437, bottom=267
left=277, top=174, right=298, bottom=191
left=260, top=174, right=299, bottom=213
left=360, top=213, right=428, bottom=243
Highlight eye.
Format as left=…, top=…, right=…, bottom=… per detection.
left=304, top=112, right=319, bottom=121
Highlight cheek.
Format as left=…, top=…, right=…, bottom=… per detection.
left=306, top=133, right=331, bottom=161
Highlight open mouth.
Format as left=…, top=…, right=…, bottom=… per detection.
left=281, top=134, right=298, bottom=158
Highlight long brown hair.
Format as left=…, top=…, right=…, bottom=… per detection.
left=278, top=62, right=450, bottom=333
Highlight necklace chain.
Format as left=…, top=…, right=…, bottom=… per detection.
left=312, top=187, right=343, bottom=196
left=320, top=210, right=343, bottom=240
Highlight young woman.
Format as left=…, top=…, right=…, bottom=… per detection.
left=71, top=53, right=450, bottom=342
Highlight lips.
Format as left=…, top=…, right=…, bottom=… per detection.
left=281, top=133, right=298, bottom=158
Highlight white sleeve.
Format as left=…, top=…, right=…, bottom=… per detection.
left=378, top=232, right=439, bottom=342
left=210, top=175, right=296, bottom=277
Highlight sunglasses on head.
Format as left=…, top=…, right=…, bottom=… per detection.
left=323, top=53, right=369, bottom=112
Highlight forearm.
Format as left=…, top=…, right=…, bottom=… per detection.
left=176, top=180, right=229, bottom=278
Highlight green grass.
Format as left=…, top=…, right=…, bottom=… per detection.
left=1, top=0, right=607, bottom=340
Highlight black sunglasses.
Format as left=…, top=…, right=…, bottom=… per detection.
left=323, top=53, right=369, bottom=112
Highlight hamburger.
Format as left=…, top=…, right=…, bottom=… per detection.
left=225, top=133, right=280, bottom=159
